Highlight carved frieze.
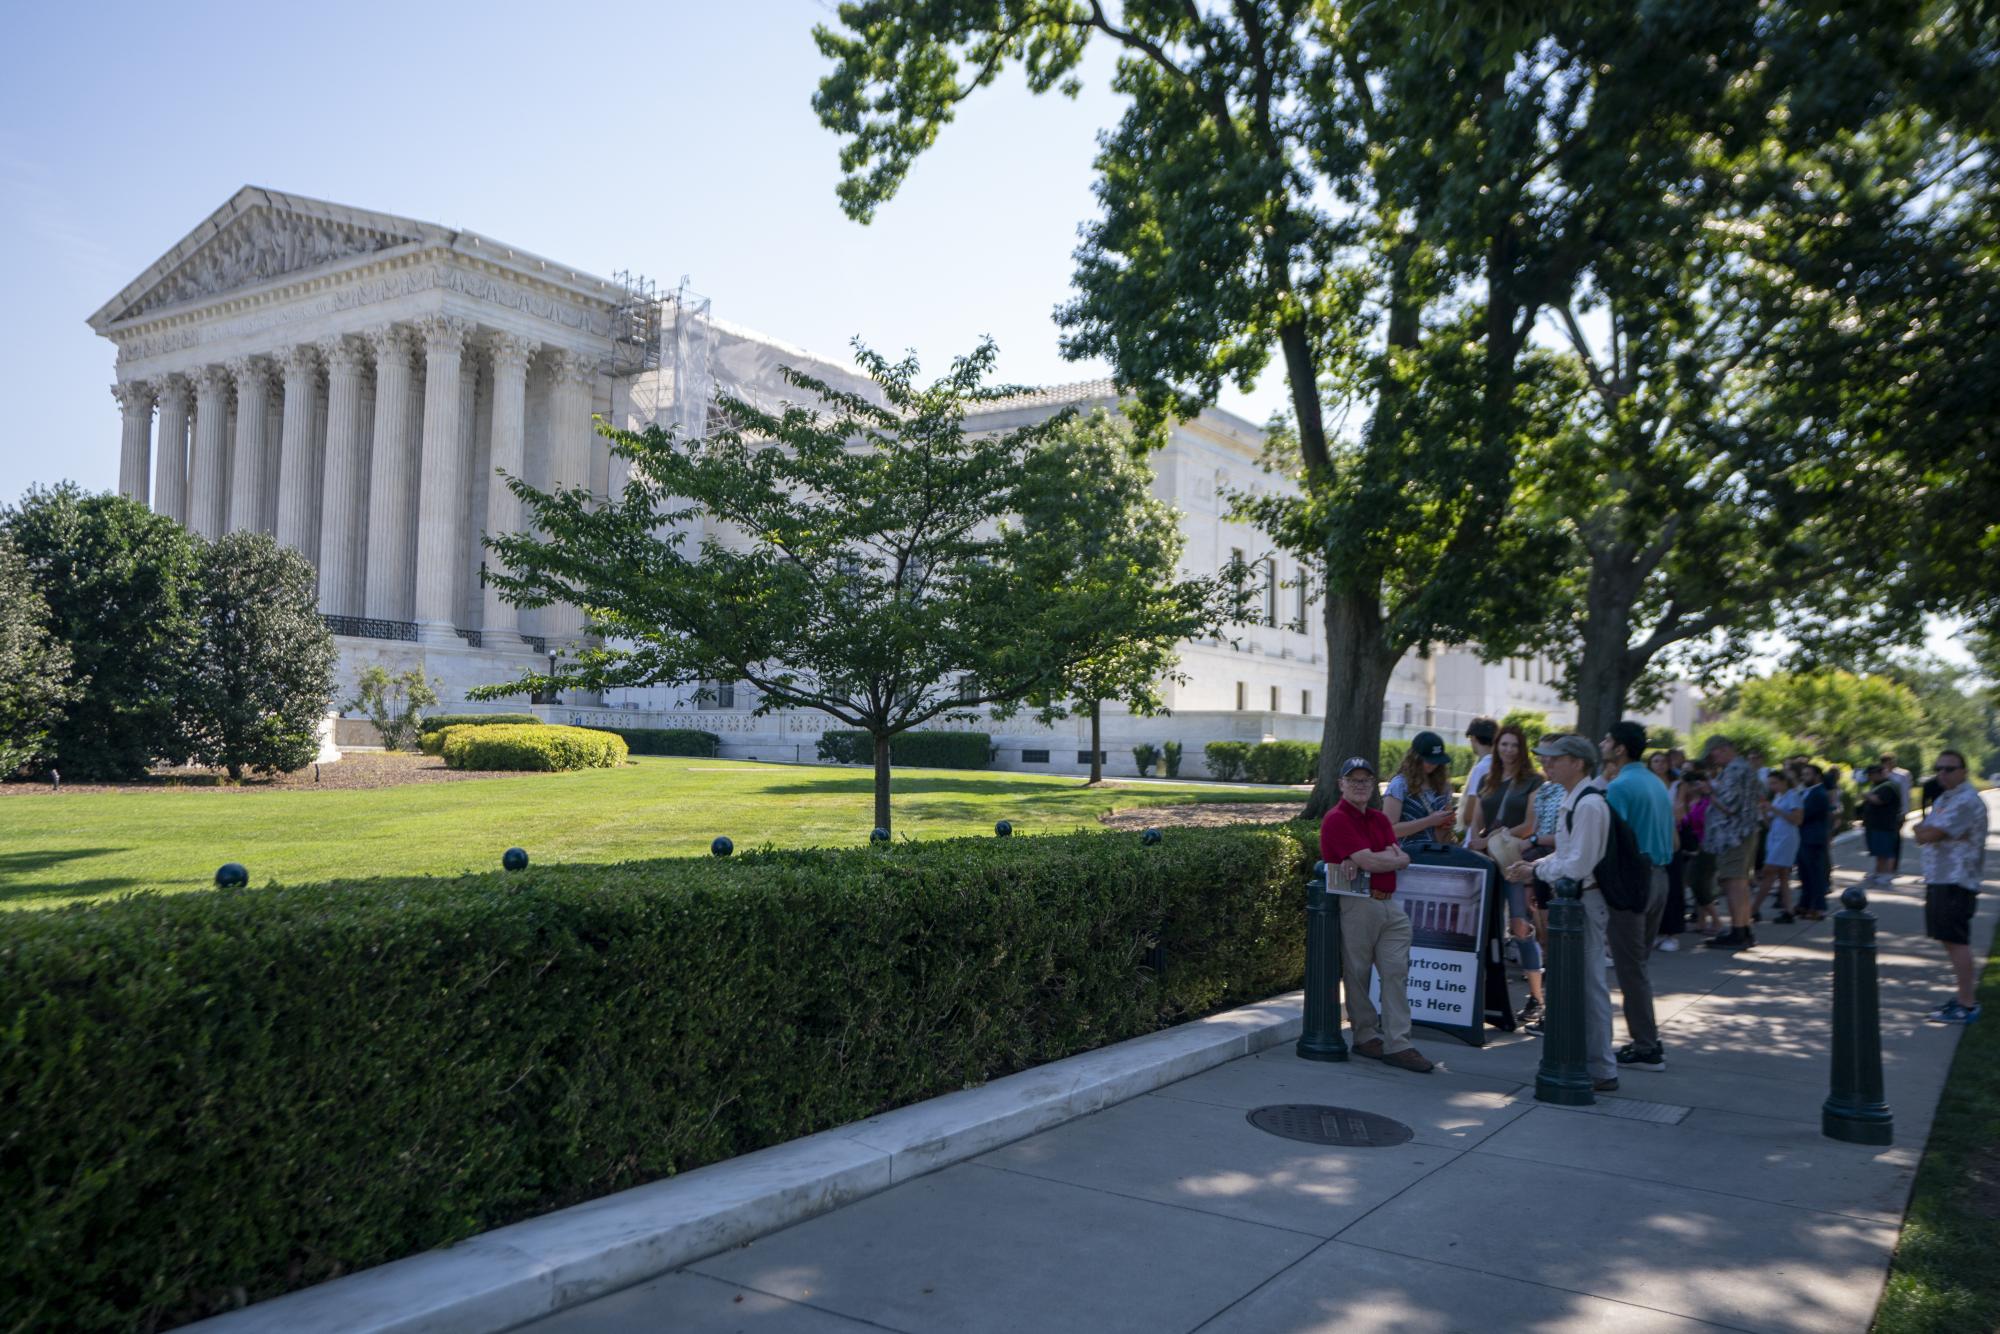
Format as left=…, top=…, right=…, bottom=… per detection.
left=127, top=208, right=413, bottom=319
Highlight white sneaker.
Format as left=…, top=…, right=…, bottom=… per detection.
left=1656, top=937, right=1680, bottom=952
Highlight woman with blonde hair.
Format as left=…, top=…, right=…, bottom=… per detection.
left=1382, top=730, right=1457, bottom=849
left=1467, top=723, right=1546, bottom=1025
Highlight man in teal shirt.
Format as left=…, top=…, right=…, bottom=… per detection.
left=1602, top=720, right=1674, bottom=1072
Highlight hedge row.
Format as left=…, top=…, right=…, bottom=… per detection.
left=0, top=826, right=1309, bottom=1331
left=1205, top=738, right=1480, bottom=783
left=418, top=712, right=541, bottom=735
left=817, top=729, right=993, bottom=769
left=599, top=726, right=720, bottom=757
left=440, top=723, right=628, bottom=771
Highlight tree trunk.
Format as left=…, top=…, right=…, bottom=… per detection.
left=872, top=733, right=892, bottom=834
left=1087, top=698, right=1103, bottom=785
left=1305, top=590, right=1398, bottom=820
left=1573, top=568, right=1641, bottom=743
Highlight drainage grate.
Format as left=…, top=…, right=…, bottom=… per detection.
left=1247, top=1104, right=1415, bottom=1147
left=1552, top=1097, right=1692, bottom=1125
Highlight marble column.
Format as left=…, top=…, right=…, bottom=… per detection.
left=274, top=344, right=321, bottom=558
left=363, top=326, right=419, bottom=622
left=111, top=380, right=155, bottom=504
left=481, top=333, right=538, bottom=636
left=411, top=315, right=471, bottom=636
left=261, top=393, right=284, bottom=535
left=226, top=357, right=274, bottom=535
left=316, top=336, right=371, bottom=615
left=188, top=366, right=233, bottom=537
left=153, top=374, right=192, bottom=522
left=543, top=348, right=596, bottom=641
left=453, top=347, right=480, bottom=624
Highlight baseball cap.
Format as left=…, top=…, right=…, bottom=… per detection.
left=1534, top=734, right=1599, bottom=766
left=1340, top=756, right=1377, bottom=778
left=1410, top=731, right=1449, bottom=764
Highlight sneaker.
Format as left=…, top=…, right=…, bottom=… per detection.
left=1616, top=1042, right=1666, bottom=1071
left=1656, top=937, right=1680, bottom=953
left=1592, top=1076, right=1620, bottom=1093
left=1383, top=1047, right=1435, bottom=1073
left=1928, top=1002, right=1983, bottom=1025
left=1352, top=1038, right=1385, bottom=1060
left=1517, top=997, right=1544, bottom=1027
left=1703, top=930, right=1745, bottom=950
left=1752, top=910, right=1764, bottom=923
left=1774, top=911, right=1796, bottom=925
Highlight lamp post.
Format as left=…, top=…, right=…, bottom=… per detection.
left=546, top=649, right=560, bottom=706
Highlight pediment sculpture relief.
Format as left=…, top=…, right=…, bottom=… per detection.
left=127, top=208, right=414, bottom=319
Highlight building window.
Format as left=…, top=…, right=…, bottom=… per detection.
left=1229, top=547, right=1246, bottom=610
left=1509, top=658, right=1517, bottom=679
left=1402, top=702, right=1413, bottom=725
left=1263, top=558, right=1278, bottom=627
left=1302, top=690, right=1312, bottom=715
left=1294, top=576, right=1308, bottom=633
left=1076, top=750, right=1106, bottom=765
left=1270, top=685, right=1281, bottom=712
left=698, top=680, right=737, bottom=710
left=1022, top=748, right=1050, bottom=764
left=1236, top=681, right=1247, bottom=711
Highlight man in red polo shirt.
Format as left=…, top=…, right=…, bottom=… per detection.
left=1321, top=756, right=1433, bottom=1073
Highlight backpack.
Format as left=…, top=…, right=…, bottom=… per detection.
left=1566, top=786, right=1650, bottom=912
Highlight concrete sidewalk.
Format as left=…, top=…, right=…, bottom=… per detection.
left=528, top=794, right=1999, bottom=1334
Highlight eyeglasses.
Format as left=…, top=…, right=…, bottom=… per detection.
left=1340, top=774, right=1375, bottom=784
left=1937, top=763, right=1965, bottom=773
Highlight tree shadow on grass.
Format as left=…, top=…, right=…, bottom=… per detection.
left=756, top=774, right=1269, bottom=802
left=0, top=849, right=141, bottom=907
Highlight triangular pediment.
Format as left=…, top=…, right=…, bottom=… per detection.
left=90, top=187, right=448, bottom=329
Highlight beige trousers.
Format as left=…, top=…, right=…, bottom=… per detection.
left=1340, top=894, right=1415, bottom=1054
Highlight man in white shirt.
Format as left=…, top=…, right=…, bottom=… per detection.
left=1505, top=733, right=1618, bottom=1091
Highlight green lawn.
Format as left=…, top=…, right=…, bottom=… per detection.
left=1874, top=923, right=2000, bottom=1333
left=0, top=758, right=1290, bottom=910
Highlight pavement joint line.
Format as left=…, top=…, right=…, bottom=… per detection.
left=1317, top=1234, right=1762, bottom=1334
left=668, top=1271, right=922, bottom=1334
left=962, top=1157, right=1337, bottom=1241
left=1466, top=1110, right=1913, bottom=1227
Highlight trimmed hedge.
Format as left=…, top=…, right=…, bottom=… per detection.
left=0, top=827, right=1309, bottom=1331
left=817, top=729, right=993, bottom=769
left=418, top=712, right=541, bottom=734
left=441, top=723, right=628, bottom=772
left=1204, top=740, right=1250, bottom=780
left=1245, top=740, right=1318, bottom=785
left=600, top=727, right=719, bottom=757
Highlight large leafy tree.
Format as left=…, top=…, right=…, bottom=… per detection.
left=475, top=342, right=1224, bottom=832
left=812, top=1, right=1885, bottom=815
left=1018, top=411, right=1231, bottom=784
left=2, top=486, right=198, bottom=780
left=0, top=533, right=75, bottom=777
left=1729, top=669, right=1933, bottom=768
left=180, top=531, right=338, bottom=780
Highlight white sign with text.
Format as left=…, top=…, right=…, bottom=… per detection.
left=1367, top=860, right=1489, bottom=1030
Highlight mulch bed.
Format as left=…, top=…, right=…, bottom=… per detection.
left=1098, top=801, right=1306, bottom=830
left=0, top=751, right=538, bottom=796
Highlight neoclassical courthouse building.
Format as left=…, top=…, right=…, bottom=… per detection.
left=94, top=188, right=1694, bottom=774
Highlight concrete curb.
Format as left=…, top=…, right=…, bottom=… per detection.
left=186, top=992, right=1306, bottom=1334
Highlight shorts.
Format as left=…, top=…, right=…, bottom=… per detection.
left=1711, top=838, right=1754, bottom=882
left=1865, top=829, right=1901, bottom=860
left=1690, top=851, right=1719, bottom=906
left=1925, top=883, right=1978, bottom=945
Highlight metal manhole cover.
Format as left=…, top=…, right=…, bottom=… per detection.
left=1247, top=1104, right=1414, bottom=1147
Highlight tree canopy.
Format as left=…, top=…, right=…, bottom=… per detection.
left=0, top=533, right=74, bottom=776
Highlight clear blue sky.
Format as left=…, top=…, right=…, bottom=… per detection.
left=0, top=0, right=1288, bottom=505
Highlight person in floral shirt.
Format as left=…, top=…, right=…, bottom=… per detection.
left=1700, top=735, right=1763, bottom=950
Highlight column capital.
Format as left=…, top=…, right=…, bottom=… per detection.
left=364, top=323, right=416, bottom=369
left=225, top=355, right=275, bottom=393
left=155, top=372, right=192, bottom=409
left=486, top=331, right=541, bottom=375
left=318, top=335, right=369, bottom=376
left=190, top=364, right=233, bottom=397
left=415, top=315, right=472, bottom=359
left=278, top=344, right=320, bottom=381
left=545, top=347, right=597, bottom=389
left=110, top=379, right=156, bottom=414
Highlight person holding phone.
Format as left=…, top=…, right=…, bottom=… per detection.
left=1383, top=731, right=1457, bottom=850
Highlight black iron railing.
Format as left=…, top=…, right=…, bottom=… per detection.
left=322, top=615, right=417, bottom=642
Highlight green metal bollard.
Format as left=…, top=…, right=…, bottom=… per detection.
left=1535, top=877, right=1595, bottom=1105
left=1297, top=860, right=1350, bottom=1062
left=1824, top=887, right=1893, bottom=1144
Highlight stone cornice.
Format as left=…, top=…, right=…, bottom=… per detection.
left=107, top=250, right=617, bottom=370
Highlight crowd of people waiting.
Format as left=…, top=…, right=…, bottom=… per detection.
left=1320, top=718, right=1989, bottom=1088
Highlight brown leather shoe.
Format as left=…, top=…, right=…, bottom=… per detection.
left=1352, top=1038, right=1385, bottom=1060
left=1383, top=1047, right=1434, bottom=1074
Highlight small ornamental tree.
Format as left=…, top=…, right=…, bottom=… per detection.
left=346, top=666, right=440, bottom=752
left=2, top=485, right=198, bottom=779
left=477, top=340, right=1226, bottom=833
left=180, top=531, right=338, bottom=780
left=0, top=533, right=75, bottom=776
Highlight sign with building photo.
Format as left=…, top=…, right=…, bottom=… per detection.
left=1369, top=857, right=1492, bottom=1041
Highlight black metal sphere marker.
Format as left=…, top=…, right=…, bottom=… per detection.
left=711, top=836, right=734, bottom=858
left=1247, top=1104, right=1413, bottom=1147
left=994, top=820, right=1013, bottom=838
left=215, top=862, right=249, bottom=889
left=502, top=847, right=529, bottom=872
left=1141, top=827, right=1163, bottom=846
left=1824, top=886, right=1894, bottom=1145
left=870, top=827, right=891, bottom=844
